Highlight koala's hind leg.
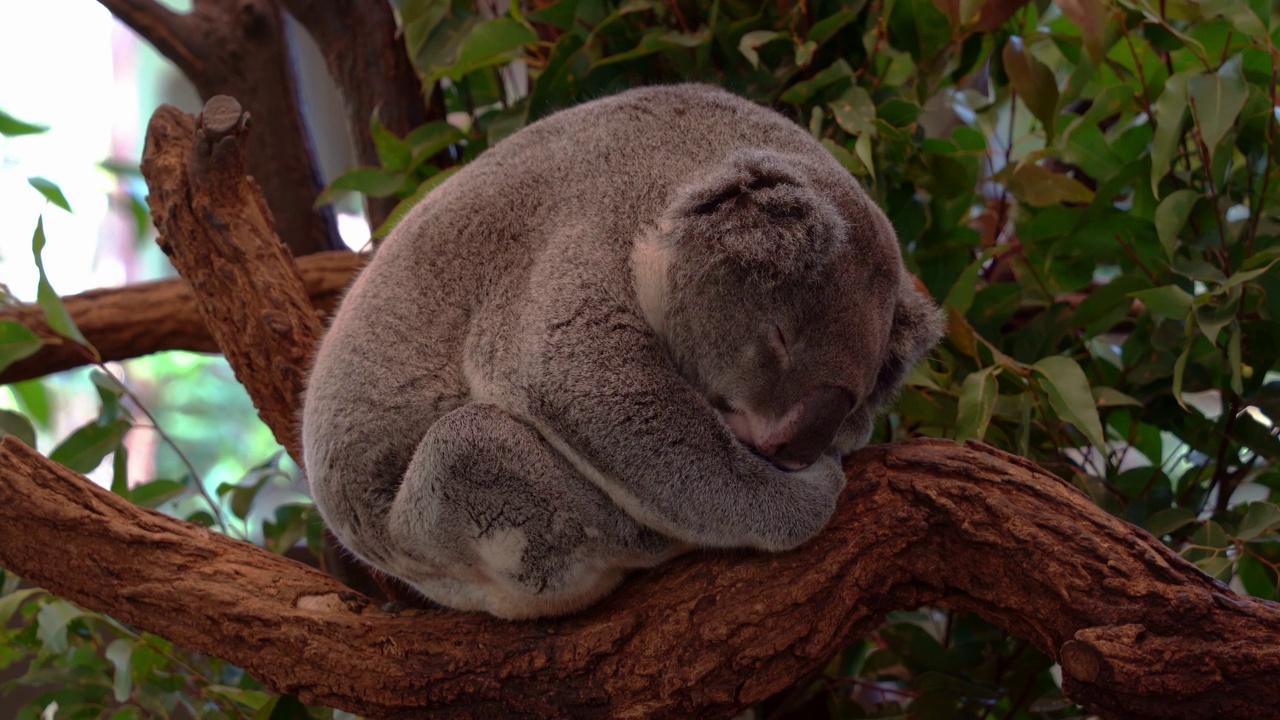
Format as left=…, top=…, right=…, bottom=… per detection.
left=387, top=403, right=678, bottom=619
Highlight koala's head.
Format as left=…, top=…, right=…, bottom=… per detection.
left=633, top=149, right=943, bottom=469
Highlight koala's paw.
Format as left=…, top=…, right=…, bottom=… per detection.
left=750, top=453, right=846, bottom=552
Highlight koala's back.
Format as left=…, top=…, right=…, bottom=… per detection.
left=302, top=84, right=872, bottom=563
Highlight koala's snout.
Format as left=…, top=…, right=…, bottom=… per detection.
left=724, top=387, right=853, bottom=470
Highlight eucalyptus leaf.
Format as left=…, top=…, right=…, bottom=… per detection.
left=31, top=216, right=90, bottom=348
left=1033, top=355, right=1108, bottom=451
left=0, top=409, right=37, bottom=448
left=1153, top=189, right=1200, bottom=260
left=956, top=366, right=999, bottom=443
left=0, top=320, right=43, bottom=372
left=1002, top=36, right=1059, bottom=142
left=1130, top=285, right=1194, bottom=319
left=105, top=639, right=134, bottom=703
left=1151, top=72, right=1192, bottom=196
left=1188, top=55, right=1247, bottom=163
left=27, top=177, right=71, bottom=212
left=0, top=108, right=49, bottom=136
left=1237, top=501, right=1280, bottom=541
left=49, top=419, right=131, bottom=474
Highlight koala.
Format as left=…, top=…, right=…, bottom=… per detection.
left=301, top=84, right=944, bottom=620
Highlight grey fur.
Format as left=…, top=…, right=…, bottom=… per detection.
left=301, top=84, right=944, bottom=619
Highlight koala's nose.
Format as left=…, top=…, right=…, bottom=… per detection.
left=764, top=387, right=853, bottom=469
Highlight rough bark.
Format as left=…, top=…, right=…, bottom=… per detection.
left=0, top=251, right=361, bottom=386
left=276, top=0, right=431, bottom=228
left=98, top=0, right=342, bottom=256
left=2, top=435, right=1278, bottom=720
left=140, top=97, right=324, bottom=459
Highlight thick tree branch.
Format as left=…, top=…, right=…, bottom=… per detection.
left=98, top=0, right=342, bottom=256
left=0, top=251, right=361, bottom=386
left=276, top=0, right=431, bottom=228
left=2, top=436, right=1277, bottom=719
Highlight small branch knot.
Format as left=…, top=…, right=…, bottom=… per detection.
left=201, top=95, right=246, bottom=137
left=1060, top=639, right=1105, bottom=684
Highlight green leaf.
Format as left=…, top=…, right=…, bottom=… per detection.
left=1237, top=553, right=1278, bottom=600
left=1130, top=285, right=1194, bottom=319
left=854, top=132, right=875, bottom=178
left=1062, top=124, right=1124, bottom=179
left=1151, top=72, right=1191, bottom=196
left=0, top=108, right=48, bottom=136
left=828, top=86, right=877, bottom=136
left=105, top=638, right=134, bottom=703
left=315, top=167, right=409, bottom=207
left=111, top=441, right=130, bottom=497
left=373, top=167, right=460, bottom=238
left=1199, top=0, right=1266, bottom=39
left=31, top=216, right=91, bottom=348
left=11, top=379, right=51, bottom=427
left=369, top=113, right=412, bottom=172
left=49, top=419, right=131, bottom=474
left=807, top=8, right=860, bottom=45
left=1188, top=55, right=1247, bottom=163
left=1218, top=255, right=1280, bottom=293
left=129, top=478, right=189, bottom=509
left=1228, top=323, right=1243, bottom=394
left=1145, top=507, right=1198, bottom=537
left=1006, top=163, right=1094, bottom=206
left=27, top=177, right=71, bottom=212
left=1172, top=342, right=1191, bottom=409
left=0, top=410, right=37, bottom=448
left=0, top=588, right=43, bottom=625
left=943, top=247, right=1001, bottom=315
left=0, top=320, right=43, bottom=372
left=36, top=599, right=83, bottom=656
left=1153, top=189, right=1200, bottom=259
left=406, top=122, right=465, bottom=166
left=1092, top=387, right=1142, bottom=408
left=442, top=17, right=538, bottom=80
left=821, top=139, right=866, bottom=175
left=1237, top=501, right=1280, bottom=541
left=956, top=367, right=999, bottom=443
left=780, top=59, right=855, bottom=105
left=1033, top=355, right=1108, bottom=451
left=1193, top=297, right=1236, bottom=345
left=1052, top=0, right=1108, bottom=61
left=738, top=30, right=785, bottom=69
left=1002, top=36, right=1059, bottom=142
left=595, top=29, right=707, bottom=67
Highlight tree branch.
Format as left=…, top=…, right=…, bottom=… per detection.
left=0, top=251, right=361, bottom=386
left=2, top=435, right=1277, bottom=719
left=276, top=0, right=431, bottom=228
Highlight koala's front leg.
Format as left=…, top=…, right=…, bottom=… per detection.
left=522, top=301, right=847, bottom=552
left=387, top=403, right=677, bottom=619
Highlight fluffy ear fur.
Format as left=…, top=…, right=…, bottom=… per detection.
left=867, top=277, right=946, bottom=411
left=663, top=149, right=845, bottom=282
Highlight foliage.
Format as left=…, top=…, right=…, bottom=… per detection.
left=4, top=0, right=1280, bottom=716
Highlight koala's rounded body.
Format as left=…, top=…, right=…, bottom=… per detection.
left=302, top=84, right=942, bottom=619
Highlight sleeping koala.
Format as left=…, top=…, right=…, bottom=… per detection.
left=301, top=84, right=943, bottom=619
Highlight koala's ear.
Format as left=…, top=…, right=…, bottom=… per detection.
left=867, top=277, right=946, bottom=410
left=664, top=150, right=844, bottom=278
